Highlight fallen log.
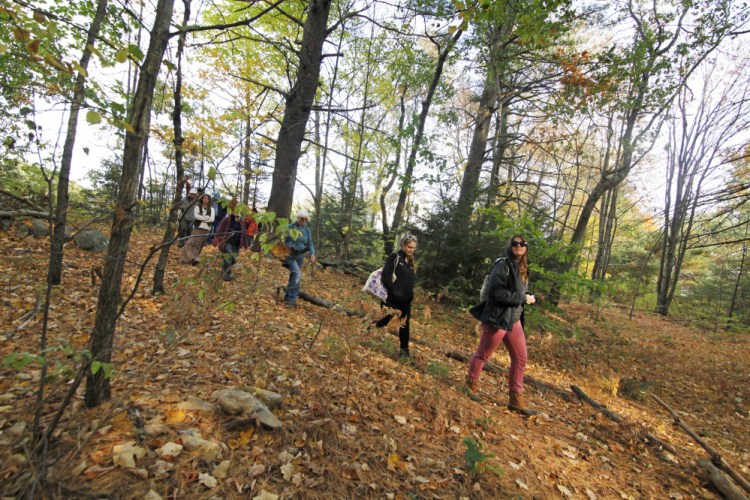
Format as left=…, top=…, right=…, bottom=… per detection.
left=651, top=393, right=750, bottom=495
left=697, top=458, right=748, bottom=500
left=571, top=384, right=622, bottom=423
left=571, top=385, right=678, bottom=454
left=0, top=210, right=53, bottom=220
left=0, top=188, right=44, bottom=211
left=275, top=285, right=366, bottom=317
left=298, top=290, right=365, bottom=317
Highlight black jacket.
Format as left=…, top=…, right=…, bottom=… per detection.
left=381, top=250, right=415, bottom=306
left=470, top=247, right=526, bottom=330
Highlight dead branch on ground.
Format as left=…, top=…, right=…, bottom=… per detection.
left=650, top=392, right=750, bottom=495
left=571, top=385, right=677, bottom=453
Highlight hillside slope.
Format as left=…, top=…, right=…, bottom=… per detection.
left=0, top=230, right=748, bottom=498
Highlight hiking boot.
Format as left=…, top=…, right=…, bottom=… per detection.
left=284, top=301, right=298, bottom=309
left=461, top=378, right=483, bottom=403
left=508, top=391, right=539, bottom=416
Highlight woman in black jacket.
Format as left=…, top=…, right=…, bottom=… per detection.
left=464, top=235, right=538, bottom=415
left=375, top=235, right=417, bottom=358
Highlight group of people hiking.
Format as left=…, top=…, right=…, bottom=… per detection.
left=372, top=233, right=539, bottom=416
left=176, top=187, right=537, bottom=414
left=175, top=189, right=313, bottom=293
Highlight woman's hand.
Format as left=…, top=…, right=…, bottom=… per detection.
left=525, top=294, right=536, bottom=305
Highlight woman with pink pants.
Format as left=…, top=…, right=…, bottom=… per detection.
left=464, top=235, right=538, bottom=416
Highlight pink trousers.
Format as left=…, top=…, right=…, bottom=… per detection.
left=467, top=320, right=527, bottom=393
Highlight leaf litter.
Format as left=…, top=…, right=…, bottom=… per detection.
left=0, top=228, right=748, bottom=498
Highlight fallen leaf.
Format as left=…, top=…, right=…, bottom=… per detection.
left=394, top=415, right=407, bottom=425
left=281, top=462, right=295, bottom=481
left=249, top=463, right=265, bottom=477
left=557, top=484, right=573, bottom=497
left=112, top=442, right=147, bottom=468
left=516, top=479, right=529, bottom=490
left=214, top=460, right=231, bottom=479
left=253, top=490, right=279, bottom=500
left=199, top=472, right=218, bottom=489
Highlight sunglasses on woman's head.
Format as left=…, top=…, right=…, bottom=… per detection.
left=511, top=240, right=528, bottom=247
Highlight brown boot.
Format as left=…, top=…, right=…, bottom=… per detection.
left=461, top=378, right=483, bottom=403
left=508, top=391, right=539, bottom=416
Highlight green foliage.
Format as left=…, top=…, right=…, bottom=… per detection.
left=425, top=361, right=451, bottom=381
left=463, top=437, right=503, bottom=476
left=2, top=342, right=110, bottom=383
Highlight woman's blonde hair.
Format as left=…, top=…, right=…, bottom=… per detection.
left=400, top=234, right=417, bottom=269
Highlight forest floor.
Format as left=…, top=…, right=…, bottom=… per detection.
left=0, top=228, right=748, bottom=499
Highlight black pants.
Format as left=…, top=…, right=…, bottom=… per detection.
left=375, top=302, right=411, bottom=350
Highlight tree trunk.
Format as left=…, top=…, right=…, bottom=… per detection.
left=242, top=110, right=252, bottom=205
left=485, top=98, right=509, bottom=209
left=152, top=0, right=190, bottom=295
left=591, top=186, right=618, bottom=282
left=454, top=63, right=498, bottom=225
left=389, top=29, right=463, bottom=239
left=86, top=0, right=175, bottom=407
left=48, top=0, right=109, bottom=285
left=266, top=0, right=332, bottom=219
left=728, top=237, right=747, bottom=319
left=380, top=91, right=406, bottom=256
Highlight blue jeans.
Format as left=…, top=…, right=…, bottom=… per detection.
left=222, top=242, right=238, bottom=278
left=284, top=254, right=304, bottom=303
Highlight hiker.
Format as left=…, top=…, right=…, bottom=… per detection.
left=243, top=208, right=259, bottom=247
left=177, top=187, right=198, bottom=247
left=212, top=200, right=249, bottom=281
left=179, top=194, right=214, bottom=265
left=464, top=235, right=538, bottom=416
left=375, top=235, right=417, bottom=358
left=206, top=192, right=226, bottom=244
left=282, top=209, right=316, bottom=307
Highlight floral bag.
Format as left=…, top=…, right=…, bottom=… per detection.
left=361, top=255, right=399, bottom=301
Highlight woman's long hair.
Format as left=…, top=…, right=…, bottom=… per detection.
left=509, top=234, right=528, bottom=284
left=400, top=234, right=417, bottom=270
left=198, top=194, right=211, bottom=216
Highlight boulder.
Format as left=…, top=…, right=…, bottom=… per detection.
left=30, top=219, right=49, bottom=238
left=0, top=217, right=11, bottom=231
left=15, top=224, right=30, bottom=238
left=74, top=229, right=109, bottom=252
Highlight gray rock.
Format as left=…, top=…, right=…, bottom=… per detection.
left=240, top=386, right=283, bottom=410
left=179, top=429, right=222, bottom=461
left=177, top=396, right=216, bottom=412
left=30, top=219, right=49, bottom=238
left=0, top=217, right=11, bottom=231
left=214, top=388, right=283, bottom=430
left=74, top=229, right=109, bottom=252
left=15, top=224, right=30, bottom=238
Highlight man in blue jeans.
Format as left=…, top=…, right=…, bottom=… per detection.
left=283, top=209, right=316, bottom=307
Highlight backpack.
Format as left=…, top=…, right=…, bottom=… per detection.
left=362, top=254, right=399, bottom=300
left=479, top=257, right=508, bottom=303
